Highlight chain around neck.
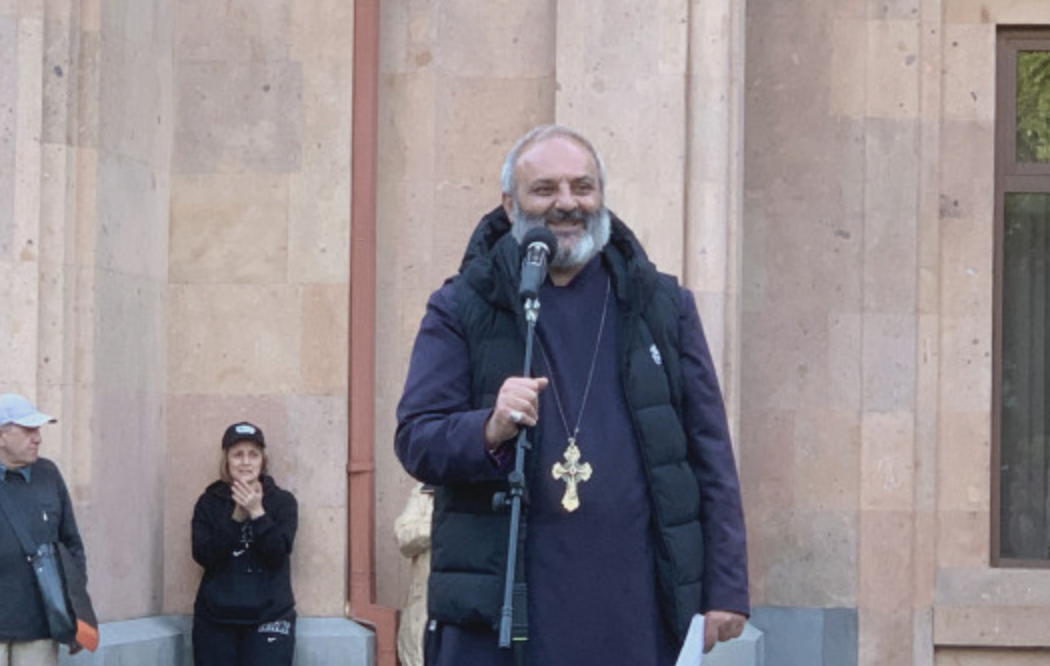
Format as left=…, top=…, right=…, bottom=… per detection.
left=538, top=277, right=612, bottom=445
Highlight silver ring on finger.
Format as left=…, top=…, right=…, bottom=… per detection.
left=510, top=409, right=523, bottom=424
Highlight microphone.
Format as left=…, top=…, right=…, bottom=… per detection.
left=518, top=227, right=558, bottom=299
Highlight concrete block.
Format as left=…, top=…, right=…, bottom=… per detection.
left=58, top=615, right=373, bottom=666
left=294, top=617, right=374, bottom=666
left=749, top=606, right=857, bottom=666
left=824, top=607, right=858, bottom=666
left=59, top=616, right=192, bottom=666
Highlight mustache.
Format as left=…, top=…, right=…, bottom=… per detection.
left=543, top=208, right=587, bottom=224
left=514, top=207, right=588, bottom=229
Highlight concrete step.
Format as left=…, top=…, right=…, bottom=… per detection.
left=59, top=615, right=374, bottom=666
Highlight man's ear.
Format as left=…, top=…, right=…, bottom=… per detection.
left=502, top=192, right=514, bottom=218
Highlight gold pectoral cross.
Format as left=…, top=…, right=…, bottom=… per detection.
left=551, top=438, right=592, bottom=512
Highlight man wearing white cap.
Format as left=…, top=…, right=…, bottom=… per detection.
left=0, top=394, right=87, bottom=666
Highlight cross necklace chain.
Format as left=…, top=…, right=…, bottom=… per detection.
left=539, top=277, right=611, bottom=512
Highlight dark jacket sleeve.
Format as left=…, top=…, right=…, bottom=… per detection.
left=250, top=489, right=297, bottom=568
left=395, top=281, right=511, bottom=484
left=54, top=467, right=87, bottom=578
left=678, top=288, right=750, bottom=617
left=191, top=491, right=243, bottom=570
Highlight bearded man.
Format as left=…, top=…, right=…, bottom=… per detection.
left=395, top=124, right=749, bottom=665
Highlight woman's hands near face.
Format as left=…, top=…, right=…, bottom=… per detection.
left=231, top=478, right=264, bottom=521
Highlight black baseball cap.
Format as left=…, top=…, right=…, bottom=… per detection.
left=221, top=421, right=266, bottom=449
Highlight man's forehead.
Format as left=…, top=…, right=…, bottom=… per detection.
left=515, top=136, right=599, bottom=180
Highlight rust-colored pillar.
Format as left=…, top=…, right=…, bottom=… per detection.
left=348, top=0, right=398, bottom=664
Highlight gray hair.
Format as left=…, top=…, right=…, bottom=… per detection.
left=500, top=124, right=607, bottom=196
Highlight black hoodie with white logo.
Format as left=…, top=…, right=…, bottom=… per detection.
left=192, top=475, right=297, bottom=624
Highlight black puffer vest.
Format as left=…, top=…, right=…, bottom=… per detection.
left=427, top=207, right=706, bottom=642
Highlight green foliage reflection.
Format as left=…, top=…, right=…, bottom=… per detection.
left=1018, top=51, right=1050, bottom=162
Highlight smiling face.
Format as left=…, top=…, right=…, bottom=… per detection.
left=0, top=424, right=43, bottom=469
left=224, top=441, right=265, bottom=485
left=503, top=135, right=610, bottom=280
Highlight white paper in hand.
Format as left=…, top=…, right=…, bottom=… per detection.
left=674, top=613, right=705, bottom=666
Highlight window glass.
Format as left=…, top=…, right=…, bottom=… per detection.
left=1000, top=192, right=1050, bottom=560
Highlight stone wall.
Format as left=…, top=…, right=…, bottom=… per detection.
left=0, top=0, right=354, bottom=624
left=0, top=0, right=172, bottom=620
left=742, top=0, right=1050, bottom=664
left=163, top=0, right=353, bottom=619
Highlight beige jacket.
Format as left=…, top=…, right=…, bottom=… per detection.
left=394, top=484, right=433, bottom=666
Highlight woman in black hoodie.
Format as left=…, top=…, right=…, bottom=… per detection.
left=191, top=421, right=298, bottom=666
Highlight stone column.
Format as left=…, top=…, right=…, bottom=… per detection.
left=685, top=0, right=746, bottom=435
left=0, top=2, right=46, bottom=397
left=553, top=0, right=744, bottom=427
left=374, top=0, right=558, bottom=603
left=555, top=0, right=690, bottom=278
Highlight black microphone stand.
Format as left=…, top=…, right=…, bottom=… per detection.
left=495, top=292, right=541, bottom=651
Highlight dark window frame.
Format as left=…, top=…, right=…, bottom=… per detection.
left=993, top=28, right=1050, bottom=568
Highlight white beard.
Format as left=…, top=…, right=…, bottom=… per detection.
left=509, top=204, right=611, bottom=268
